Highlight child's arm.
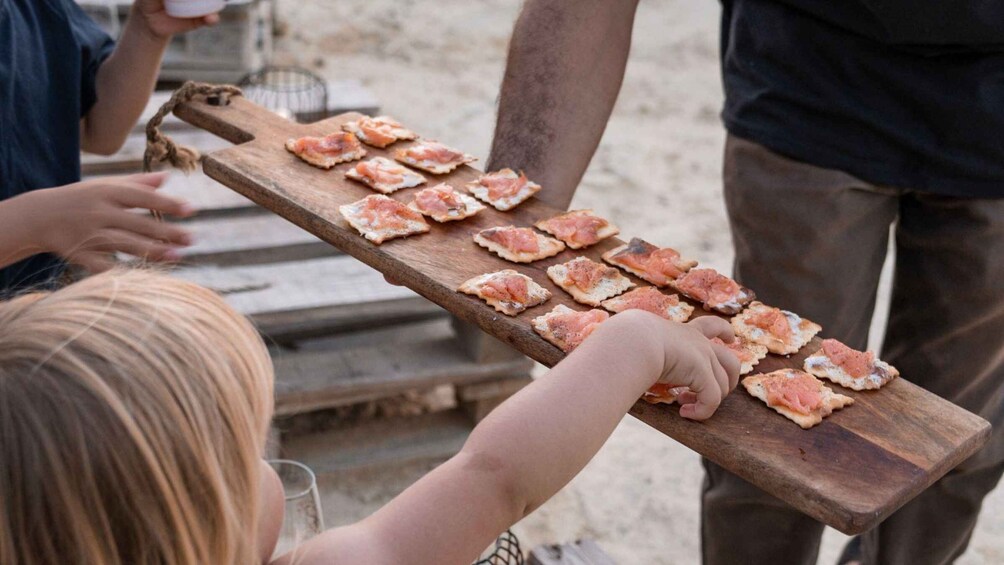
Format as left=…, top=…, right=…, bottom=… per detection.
left=81, top=1, right=218, bottom=155
left=274, top=311, right=739, bottom=565
left=0, top=173, right=192, bottom=272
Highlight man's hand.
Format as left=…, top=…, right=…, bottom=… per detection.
left=132, top=0, right=220, bottom=40
left=27, top=173, right=194, bottom=273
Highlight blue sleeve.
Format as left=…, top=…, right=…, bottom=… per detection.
left=62, top=0, right=117, bottom=117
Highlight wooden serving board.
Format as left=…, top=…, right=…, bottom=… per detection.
left=173, top=96, right=990, bottom=535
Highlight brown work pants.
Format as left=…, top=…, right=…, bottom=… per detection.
left=701, top=135, right=1004, bottom=565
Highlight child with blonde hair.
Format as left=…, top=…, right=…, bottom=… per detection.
left=0, top=269, right=738, bottom=564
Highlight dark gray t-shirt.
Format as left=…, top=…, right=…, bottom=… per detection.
left=721, top=0, right=1004, bottom=197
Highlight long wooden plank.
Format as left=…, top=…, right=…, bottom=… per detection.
left=173, top=96, right=990, bottom=534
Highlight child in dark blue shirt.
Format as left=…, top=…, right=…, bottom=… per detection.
left=0, top=0, right=217, bottom=292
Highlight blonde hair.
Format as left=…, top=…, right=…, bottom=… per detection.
left=0, top=269, right=275, bottom=564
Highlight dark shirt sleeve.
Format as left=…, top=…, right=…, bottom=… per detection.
left=62, top=0, right=116, bottom=117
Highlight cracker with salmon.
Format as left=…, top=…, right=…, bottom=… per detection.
left=532, top=304, right=609, bottom=353
left=473, top=226, right=565, bottom=263
left=804, top=339, right=899, bottom=391
left=345, top=157, right=426, bottom=194
left=642, top=383, right=691, bottom=405
left=339, top=194, right=430, bottom=244
left=408, top=183, right=485, bottom=222
left=670, top=268, right=754, bottom=315
left=600, top=287, right=693, bottom=322
left=342, top=115, right=417, bottom=148
left=466, top=169, right=541, bottom=211
left=535, top=210, right=619, bottom=250
left=602, top=238, right=698, bottom=286
left=743, top=369, right=854, bottom=429
left=547, top=256, right=635, bottom=306
left=731, top=301, right=821, bottom=355
left=458, top=270, right=551, bottom=316
left=394, top=140, right=476, bottom=174
left=710, top=336, right=768, bottom=375
left=285, top=132, right=367, bottom=169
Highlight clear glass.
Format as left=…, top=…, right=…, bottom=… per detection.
left=268, top=459, right=325, bottom=559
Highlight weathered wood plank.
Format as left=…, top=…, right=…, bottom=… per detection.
left=281, top=409, right=472, bottom=474
left=171, top=256, right=445, bottom=340
left=273, top=337, right=532, bottom=416
left=173, top=96, right=991, bottom=535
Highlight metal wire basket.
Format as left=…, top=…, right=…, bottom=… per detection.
left=237, top=65, right=328, bottom=123
left=474, top=530, right=525, bottom=565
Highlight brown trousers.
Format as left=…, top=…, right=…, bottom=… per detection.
left=701, top=135, right=1004, bottom=565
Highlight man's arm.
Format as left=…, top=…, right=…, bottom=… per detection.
left=81, top=2, right=217, bottom=155
left=487, top=0, right=641, bottom=209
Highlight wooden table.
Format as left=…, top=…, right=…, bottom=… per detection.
left=172, top=95, right=990, bottom=535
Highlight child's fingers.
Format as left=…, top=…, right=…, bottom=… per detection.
left=73, top=251, right=117, bottom=274
left=113, top=213, right=193, bottom=247
left=111, top=172, right=170, bottom=189
left=88, top=229, right=183, bottom=263
left=709, top=341, right=741, bottom=391
left=107, top=184, right=195, bottom=217
left=709, top=353, right=731, bottom=399
left=687, top=315, right=735, bottom=342
left=676, top=390, right=698, bottom=405
left=679, top=380, right=722, bottom=421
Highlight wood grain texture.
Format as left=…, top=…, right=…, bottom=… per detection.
left=173, top=96, right=990, bottom=535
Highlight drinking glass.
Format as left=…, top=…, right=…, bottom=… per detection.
left=268, top=459, right=325, bottom=559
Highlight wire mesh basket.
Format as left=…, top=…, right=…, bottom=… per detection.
left=474, top=530, right=525, bottom=565
left=237, top=66, right=328, bottom=123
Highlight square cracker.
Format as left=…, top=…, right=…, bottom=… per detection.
left=409, top=183, right=485, bottom=223
left=394, top=141, right=476, bottom=175
left=743, top=369, right=854, bottom=429
left=338, top=194, right=430, bottom=245
left=731, top=301, right=821, bottom=355
left=803, top=344, right=899, bottom=391
left=345, top=157, right=427, bottom=194
left=547, top=256, right=635, bottom=306
left=457, top=270, right=551, bottom=316
left=600, top=287, right=694, bottom=323
left=531, top=304, right=609, bottom=353
left=466, top=169, right=542, bottom=211
left=285, top=133, right=367, bottom=169
left=473, top=226, right=565, bottom=263
left=534, top=209, right=620, bottom=249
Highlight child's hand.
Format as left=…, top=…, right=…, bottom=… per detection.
left=28, top=173, right=194, bottom=273
left=133, top=0, right=220, bottom=39
left=656, top=315, right=741, bottom=421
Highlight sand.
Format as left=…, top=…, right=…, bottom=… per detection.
left=275, top=0, right=1003, bottom=562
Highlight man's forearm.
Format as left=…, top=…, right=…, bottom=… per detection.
left=82, top=15, right=169, bottom=155
left=487, top=0, right=639, bottom=209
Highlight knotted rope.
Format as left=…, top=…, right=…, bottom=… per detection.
left=143, top=82, right=242, bottom=221
left=143, top=81, right=243, bottom=174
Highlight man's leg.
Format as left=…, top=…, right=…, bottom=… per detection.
left=858, top=192, right=1004, bottom=565
left=705, top=135, right=899, bottom=565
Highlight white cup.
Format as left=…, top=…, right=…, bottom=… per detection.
left=164, top=0, right=227, bottom=19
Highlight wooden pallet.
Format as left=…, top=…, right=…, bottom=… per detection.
left=170, top=94, right=990, bottom=535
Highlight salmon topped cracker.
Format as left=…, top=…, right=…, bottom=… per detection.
left=342, top=115, right=417, bottom=148
left=466, top=169, right=542, bottom=211
left=710, top=336, right=768, bottom=376
left=338, top=194, right=430, bottom=244
left=600, top=287, right=693, bottom=323
left=731, top=301, right=821, bottom=355
left=532, top=304, right=609, bottom=353
left=603, top=238, right=698, bottom=287
left=670, top=268, right=754, bottom=315
left=743, top=368, right=854, bottom=429
left=535, top=210, right=619, bottom=249
left=394, top=140, right=476, bottom=174
left=547, top=256, right=634, bottom=307
left=409, top=183, right=485, bottom=223
left=473, top=226, right=565, bottom=263
left=642, top=383, right=691, bottom=405
left=804, top=339, right=899, bottom=391
left=345, top=157, right=426, bottom=194
left=458, top=270, right=551, bottom=316
left=285, top=132, right=367, bottom=169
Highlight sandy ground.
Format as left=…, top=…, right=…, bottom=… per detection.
left=274, top=0, right=1003, bottom=562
